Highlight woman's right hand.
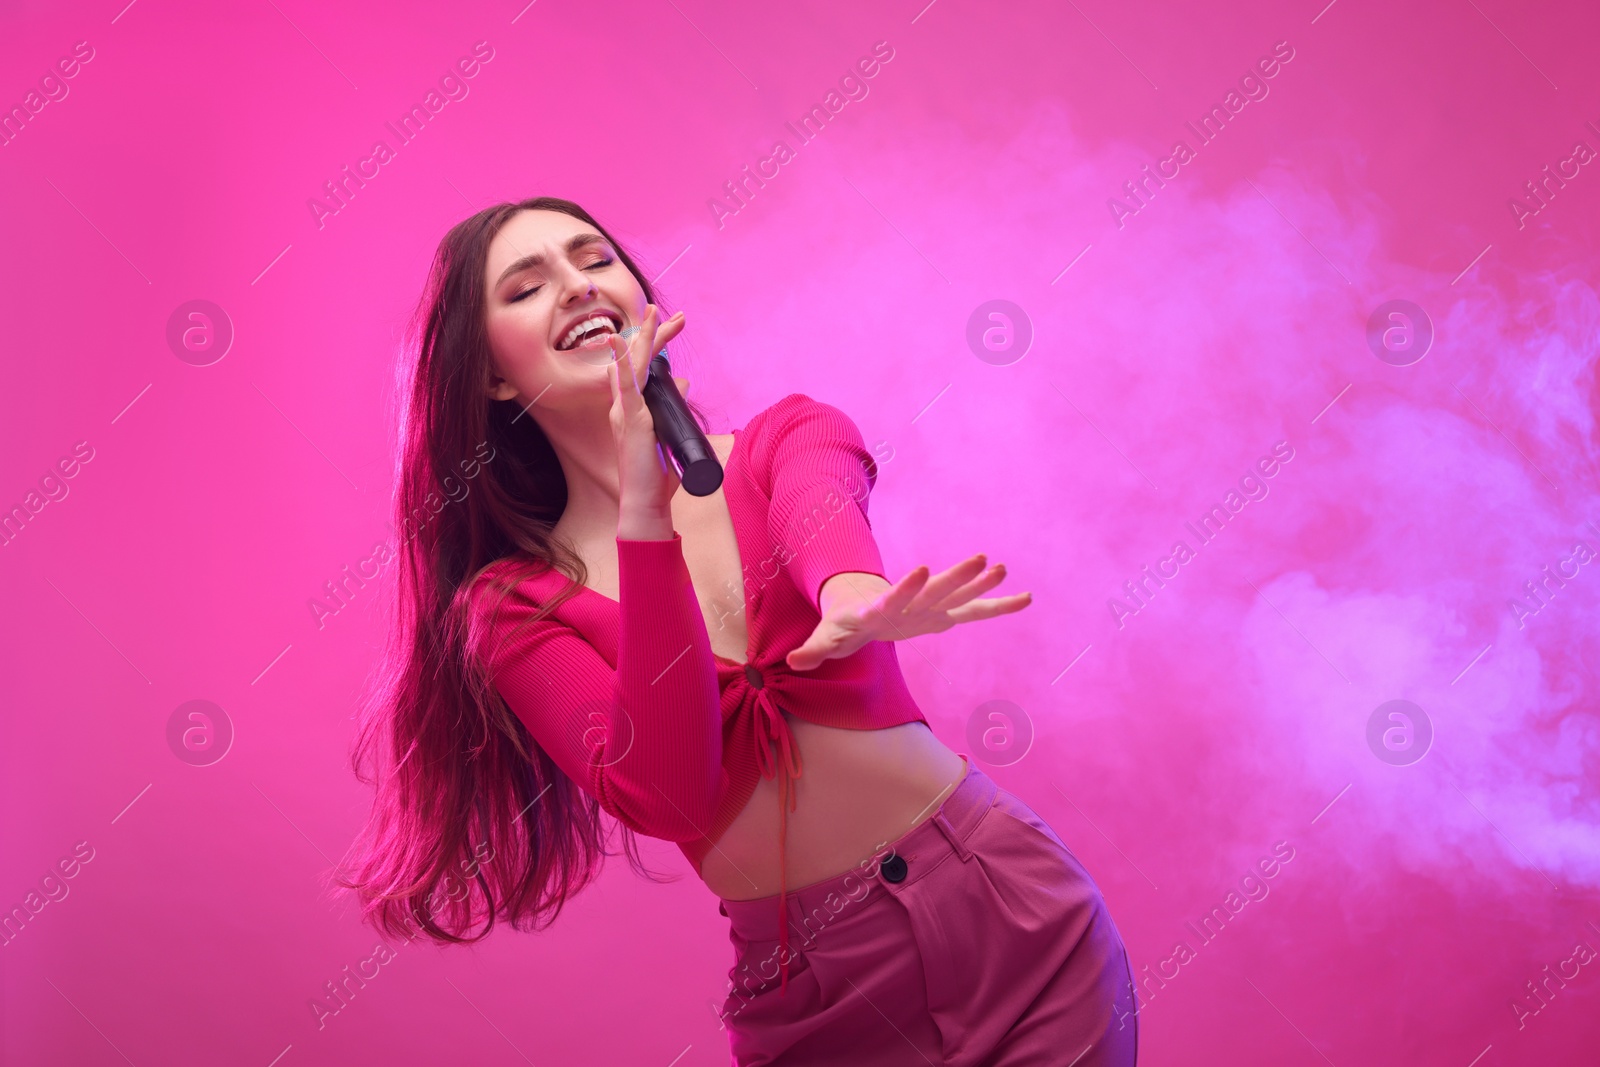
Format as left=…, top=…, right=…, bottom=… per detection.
left=607, top=304, right=688, bottom=530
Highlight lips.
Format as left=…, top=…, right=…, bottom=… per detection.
left=555, top=309, right=624, bottom=351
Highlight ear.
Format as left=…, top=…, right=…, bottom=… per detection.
left=673, top=375, right=691, bottom=396
left=487, top=376, right=519, bottom=401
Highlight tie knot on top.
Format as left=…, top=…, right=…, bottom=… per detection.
left=743, top=662, right=765, bottom=689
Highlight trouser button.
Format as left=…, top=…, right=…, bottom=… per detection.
left=880, top=853, right=908, bottom=884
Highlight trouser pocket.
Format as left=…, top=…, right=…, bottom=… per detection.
left=892, top=798, right=1126, bottom=1067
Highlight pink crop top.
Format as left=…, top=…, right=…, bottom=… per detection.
left=470, top=393, right=927, bottom=986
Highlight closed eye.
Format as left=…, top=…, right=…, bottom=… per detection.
left=508, top=257, right=614, bottom=303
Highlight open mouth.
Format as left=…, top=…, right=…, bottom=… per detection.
left=555, top=310, right=624, bottom=351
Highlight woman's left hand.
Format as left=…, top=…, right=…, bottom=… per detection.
left=784, top=553, right=1032, bottom=672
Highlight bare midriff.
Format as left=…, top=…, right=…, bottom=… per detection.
left=698, top=714, right=969, bottom=901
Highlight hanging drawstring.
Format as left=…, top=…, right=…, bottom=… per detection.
left=750, top=684, right=803, bottom=994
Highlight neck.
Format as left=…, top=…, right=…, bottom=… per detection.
left=535, top=404, right=623, bottom=543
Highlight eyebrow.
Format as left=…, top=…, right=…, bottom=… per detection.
left=494, top=232, right=611, bottom=288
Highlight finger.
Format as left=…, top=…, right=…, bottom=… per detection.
left=638, top=303, right=663, bottom=364
left=626, top=306, right=659, bottom=382
left=928, top=563, right=1009, bottom=613
left=606, top=334, right=645, bottom=412
left=785, top=628, right=837, bottom=672
left=606, top=357, right=628, bottom=431
left=944, top=592, right=1033, bottom=624
left=874, top=565, right=931, bottom=619
left=653, top=310, right=687, bottom=350
left=907, top=553, right=990, bottom=611
left=620, top=309, right=685, bottom=385
left=611, top=306, right=655, bottom=387
left=635, top=313, right=684, bottom=387
left=785, top=641, right=821, bottom=672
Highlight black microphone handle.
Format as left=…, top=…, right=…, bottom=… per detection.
left=641, top=349, right=724, bottom=497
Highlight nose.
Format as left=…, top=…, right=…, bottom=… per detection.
left=555, top=261, right=597, bottom=307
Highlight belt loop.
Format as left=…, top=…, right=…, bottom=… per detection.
left=934, top=812, right=973, bottom=862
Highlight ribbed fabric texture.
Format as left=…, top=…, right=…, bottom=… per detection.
left=471, top=392, right=928, bottom=874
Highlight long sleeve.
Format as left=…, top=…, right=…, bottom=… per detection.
left=758, top=394, right=891, bottom=612
left=474, top=533, right=726, bottom=841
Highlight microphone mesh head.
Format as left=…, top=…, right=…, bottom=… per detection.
left=617, top=324, right=668, bottom=363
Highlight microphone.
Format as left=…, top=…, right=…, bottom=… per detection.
left=619, top=326, right=724, bottom=496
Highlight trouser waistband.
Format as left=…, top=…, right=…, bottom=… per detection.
left=719, top=759, right=996, bottom=944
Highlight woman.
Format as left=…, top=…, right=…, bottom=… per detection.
left=340, top=196, right=1138, bottom=1066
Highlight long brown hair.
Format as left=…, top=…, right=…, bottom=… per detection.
left=335, top=197, right=715, bottom=943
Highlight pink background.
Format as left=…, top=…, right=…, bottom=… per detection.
left=3, top=0, right=1598, bottom=1063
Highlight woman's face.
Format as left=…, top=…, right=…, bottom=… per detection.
left=482, top=209, right=650, bottom=411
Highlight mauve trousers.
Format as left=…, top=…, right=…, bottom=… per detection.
left=716, top=761, right=1138, bottom=1066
